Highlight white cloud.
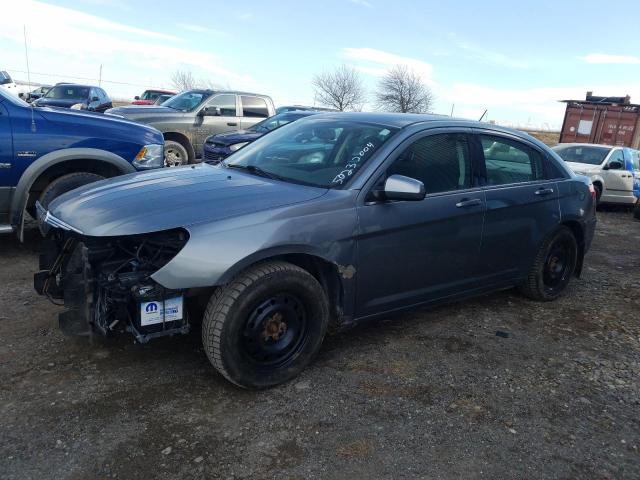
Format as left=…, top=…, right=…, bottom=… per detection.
left=350, top=0, right=373, bottom=7
left=440, top=83, right=640, bottom=129
left=342, top=47, right=435, bottom=85
left=0, top=0, right=254, bottom=97
left=177, top=23, right=209, bottom=33
left=583, top=53, right=640, bottom=65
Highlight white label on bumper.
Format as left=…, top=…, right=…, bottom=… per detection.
left=140, top=297, right=183, bottom=326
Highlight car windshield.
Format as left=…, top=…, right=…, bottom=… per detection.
left=0, top=87, right=30, bottom=106
left=225, top=117, right=398, bottom=188
left=163, top=91, right=210, bottom=112
left=552, top=145, right=611, bottom=165
left=248, top=113, right=309, bottom=133
left=44, top=85, right=89, bottom=100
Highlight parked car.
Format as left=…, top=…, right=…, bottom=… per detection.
left=154, top=94, right=174, bottom=105
left=276, top=105, right=338, bottom=114
left=19, top=85, right=52, bottom=103
left=0, top=71, right=20, bottom=96
left=106, top=90, right=276, bottom=166
left=0, top=88, right=164, bottom=239
left=552, top=143, right=639, bottom=205
left=133, top=89, right=176, bottom=105
left=203, top=110, right=320, bottom=164
left=34, top=112, right=596, bottom=388
left=33, top=84, right=113, bottom=112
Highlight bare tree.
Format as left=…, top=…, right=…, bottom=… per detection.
left=312, top=64, right=366, bottom=111
left=170, top=69, right=227, bottom=92
left=171, top=69, right=197, bottom=91
left=375, top=65, right=434, bottom=113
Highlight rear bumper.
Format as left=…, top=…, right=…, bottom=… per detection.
left=584, top=216, right=597, bottom=253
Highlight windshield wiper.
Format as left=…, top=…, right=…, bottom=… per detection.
left=225, top=164, right=286, bottom=181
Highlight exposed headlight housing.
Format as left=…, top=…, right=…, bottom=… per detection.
left=229, top=142, right=249, bottom=152
left=133, top=144, right=164, bottom=169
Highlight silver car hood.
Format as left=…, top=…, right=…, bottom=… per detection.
left=46, top=164, right=328, bottom=237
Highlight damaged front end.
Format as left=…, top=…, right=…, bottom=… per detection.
left=34, top=218, right=191, bottom=343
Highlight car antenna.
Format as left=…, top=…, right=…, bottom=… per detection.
left=478, top=109, right=487, bottom=122
left=23, top=25, right=36, bottom=132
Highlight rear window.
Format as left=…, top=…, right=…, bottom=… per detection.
left=241, top=96, right=270, bottom=118
left=44, top=85, right=89, bottom=100
left=552, top=145, right=611, bottom=165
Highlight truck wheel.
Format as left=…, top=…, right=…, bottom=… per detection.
left=164, top=140, right=189, bottom=167
left=518, top=226, right=578, bottom=301
left=39, top=172, right=105, bottom=210
left=202, top=261, right=329, bottom=389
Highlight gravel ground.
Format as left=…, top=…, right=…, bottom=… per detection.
left=1, top=211, right=639, bottom=480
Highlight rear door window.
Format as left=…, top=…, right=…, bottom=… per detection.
left=479, top=135, right=544, bottom=185
left=241, top=96, right=270, bottom=118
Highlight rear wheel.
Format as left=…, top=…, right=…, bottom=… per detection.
left=39, top=172, right=105, bottom=210
left=519, top=226, right=578, bottom=301
left=164, top=140, right=189, bottom=167
left=202, top=261, right=329, bottom=389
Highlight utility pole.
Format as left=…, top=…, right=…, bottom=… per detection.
left=99, top=64, right=102, bottom=86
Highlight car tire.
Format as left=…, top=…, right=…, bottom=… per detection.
left=518, top=226, right=578, bottom=301
left=39, top=172, right=105, bottom=210
left=202, top=261, right=329, bottom=389
left=164, top=140, right=189, bottom=167
left=634, top=201, right=640, bottom=221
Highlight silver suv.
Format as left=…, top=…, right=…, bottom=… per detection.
left=106, top=90, right=276, bottom=166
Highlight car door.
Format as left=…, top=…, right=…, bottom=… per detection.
left=473, top=131, right=560, bottom=283
left=355, top=130, right=486, bottom=317
left=0, top=102, right=13, bottom=221
left=239, top=95, right=271, bottom=129
left=193, top=94, right=240, bottom=153
left=601, top=148, right=635, bottom=203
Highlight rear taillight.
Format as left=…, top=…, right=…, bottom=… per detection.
left=588, top=183, right=596, bottom=200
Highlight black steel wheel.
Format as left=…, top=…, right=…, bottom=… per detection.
left=202, top=261, right=329, bottom=389
left=519, top=226, right=578, bottom=301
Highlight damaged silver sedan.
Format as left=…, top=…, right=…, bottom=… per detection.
left=34, top=113, right=596, bottom=388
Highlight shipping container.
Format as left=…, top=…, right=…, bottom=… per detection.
left=559, top=92, right=640, bottom=148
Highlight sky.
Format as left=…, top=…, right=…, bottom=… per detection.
left=2, top=0, right=640, bottom=129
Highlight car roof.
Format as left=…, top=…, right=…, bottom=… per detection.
left=303, top=111, right=536, bottom=135
left=553, top=143, right=616, bottom=149
left=52, top=83, right=95, bottom=89
left=185, top=89, right=272, bottom=97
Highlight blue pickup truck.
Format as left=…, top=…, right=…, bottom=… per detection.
left=0, top=88, right=164, bottom=240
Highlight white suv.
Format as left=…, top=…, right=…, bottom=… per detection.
left=552, top=143, right=639, bottom=205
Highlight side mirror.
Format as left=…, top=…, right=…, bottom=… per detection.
left=606, top=160, right=623, bottom=170
left=134, top=95, right=140, bottom=100
left=199, top=106, right=221, bottom=117
left=374, top=174, right=426, bottom=201
left=91, top=96, right=99, bottom=102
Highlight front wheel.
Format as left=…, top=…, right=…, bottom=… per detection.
left=518, top=226, right=578, bottom=301
left=202, top=261, right=329, bottom=389
left=164, top=140, right=189, bottom=167
left=39, top=172, right=105, bottom=210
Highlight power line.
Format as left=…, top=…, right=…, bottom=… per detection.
left=7, top=68, right=168, bottom=90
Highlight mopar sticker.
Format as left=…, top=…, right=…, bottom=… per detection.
left=140, top=297, right=183, bottom=326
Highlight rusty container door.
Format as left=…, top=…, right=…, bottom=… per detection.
left=560, top=103, right=640, bottom=147
left=595, top=107, right=639, bottom=147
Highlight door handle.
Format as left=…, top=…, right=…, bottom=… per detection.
left=227, top=122, right=238, bottom=126
left=455, top=198, right=482, bottom=208
left=534, top=188, right=554, bottom=196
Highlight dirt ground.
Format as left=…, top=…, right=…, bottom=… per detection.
left=1, top=211, right=639, bottom=480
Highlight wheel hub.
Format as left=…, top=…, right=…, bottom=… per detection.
left=262, top=312, right=288, bottom=341
left=241, top=294, right=307, bottom=367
